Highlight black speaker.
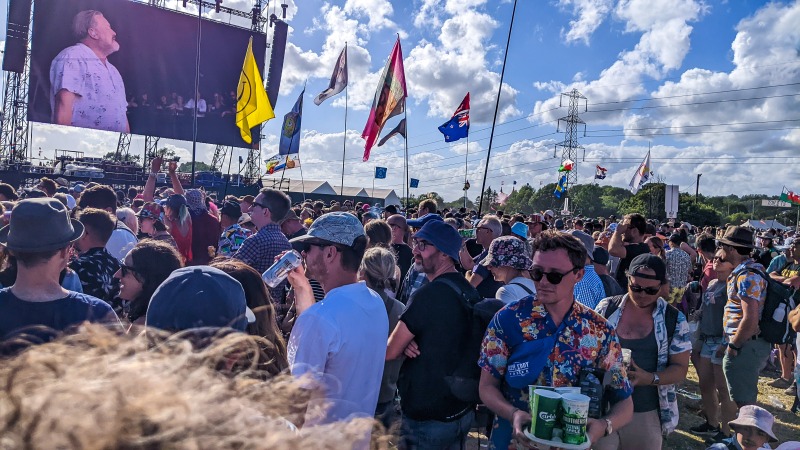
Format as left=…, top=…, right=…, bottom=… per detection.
left=2, top=0, right=33, bottom=73
left=265, top=18, right=287, bottom=108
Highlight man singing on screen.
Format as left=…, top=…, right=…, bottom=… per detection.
left=50, top=10, right=129, bottom=133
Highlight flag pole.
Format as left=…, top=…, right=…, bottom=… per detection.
left=478, top=0, right=516, bottom=215
left=404, top=107, right=409, bottom=211
left=464, top=136, right=469, bottom=209
left=298, top=155, right=306, bottom=202
left=372, top=171, right=376, bottom=199
left=340, top=42, right=348, bottom=197
left=223, top=148, right=235, bottom=199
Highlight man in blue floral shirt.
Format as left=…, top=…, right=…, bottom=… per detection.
left=217, top=200, right=251, bottom=257
left=478, top=231, right=633, bottom=450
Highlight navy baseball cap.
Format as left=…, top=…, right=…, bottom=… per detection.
left=407, top=213, right=444, bottom=228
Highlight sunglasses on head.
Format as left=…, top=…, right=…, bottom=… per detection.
left=530, top=266, right=578, bottom=285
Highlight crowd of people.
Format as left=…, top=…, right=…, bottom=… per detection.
left=0, top=171, right=798, bottom=450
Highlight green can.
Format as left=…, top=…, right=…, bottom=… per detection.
left=529, top=388, right=562, bottom=440
left=561, top=392, right=590, bottom=444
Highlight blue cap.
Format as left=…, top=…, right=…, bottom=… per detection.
left=146, top=266, right=248, bottom=332
left=407, top=213, right=443, bottom=228
left=413, top=219, right=462, bottom=262
left=511, top=222, right=529, bottom=239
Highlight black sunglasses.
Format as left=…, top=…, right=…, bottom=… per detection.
left=300, top=242, right=333, bottom=253
left=120, top=264, right=141, bottom=278
left=251, top=201, right=270, bottom=210
left=628, top=282, right=661, bottom=295
left=530, top=266, right=578, bottom=285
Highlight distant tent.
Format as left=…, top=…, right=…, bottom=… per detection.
left=741, top=219, right=788, bottom=231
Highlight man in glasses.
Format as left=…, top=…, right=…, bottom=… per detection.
left=459, top=214, right=504, bottom=298
left=716, top=226, right=769, bottom=408
left=609, top=213, right=650, bottom=291
left=233, top=188, right=292, bottom=302
left=594, top=254, right=691, bottom=450
left=285, top=212, right=389, bottom=426
left=387, top=219, right=481, bottom=449
left=478, top=230, right=633, bottom=450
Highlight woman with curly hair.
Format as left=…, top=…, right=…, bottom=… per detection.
left=114, top=239, right=183, bottom=327
left=210, top=258, right=288, bottom=377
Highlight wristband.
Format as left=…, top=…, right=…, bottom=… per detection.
left=727, top=343, right=741, bottom=351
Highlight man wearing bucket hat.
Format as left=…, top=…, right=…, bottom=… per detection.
left=716, top=226, right=771, bottom=408
left=284, top=212, right=388, bottom=425
left=386, top=219, right=482, bottom=449
left=482, top=235, right=536, bottom=304
left=706, top=405, right=779, bottom=450
left=478, top=230, right=633, bottom=450
left=0, top=199, right=118, bottom=350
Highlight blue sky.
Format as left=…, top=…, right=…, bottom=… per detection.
left=3, top=0, right=799, bottom=202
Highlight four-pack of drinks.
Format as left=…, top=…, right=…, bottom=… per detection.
left=526, top=386, right=591, bottom=449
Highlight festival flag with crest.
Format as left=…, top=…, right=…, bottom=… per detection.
left=410, top=178, right=419, bottom=188
left=314, top=46, right=348, bottom=105
left=554, top=175, right=567, bottom=199
left=362, top=37, right=407, bottom=162
left=438, top=93, right=470, bottom=142
left=629, top=151, right=652, bottom=194
left=279, top=90, right=304, bottom=155
left=595, top=165, right=607, bottom=180
left=375, top=167, right=388, bottom=179
left=236, top=37, right=275, bottom=144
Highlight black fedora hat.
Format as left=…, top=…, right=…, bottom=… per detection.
left=0, top=198, right=84, bottom=252
left=717, top=226, right=755, bottom=249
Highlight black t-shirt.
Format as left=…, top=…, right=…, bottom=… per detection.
left=615, top=242, right=650, bottom=289
left=0, top=288, right=118, bottom=354
left=399, top=272, right=474, bottom=421
left=392, top=242, right=414, bottom=288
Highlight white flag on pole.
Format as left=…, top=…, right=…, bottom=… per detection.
left=629, top=150, right=652, bottom=194
left=314, top=46, right=348, bottom=105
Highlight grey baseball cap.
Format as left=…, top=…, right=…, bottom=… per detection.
left=289, top=211, right=365, bottom=247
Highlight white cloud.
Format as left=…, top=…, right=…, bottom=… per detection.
left=558, top=0, right=613, bottom=45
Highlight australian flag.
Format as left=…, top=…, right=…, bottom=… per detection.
left=438, top=93, right=470, bottom=143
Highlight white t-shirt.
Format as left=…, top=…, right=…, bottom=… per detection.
left=287, top=281, right=389, bottom=424
left=495, top=276, right=536, bottom=304
left=105, top=224, right=138, bottom=261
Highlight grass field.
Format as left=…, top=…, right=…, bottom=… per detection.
left=464, top=364, right=800, bottom=449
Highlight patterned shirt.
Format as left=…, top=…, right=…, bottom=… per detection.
left=665, top=248, right=692, bottom=288
left=233, top=223, right=291, bottom=301
left=724, top=259, right=767, bottom=337
left=397, top=265, right=428, bottom=305
left=479, top=296, right=632, bottom=412
left=596, top=295, right=692, bottom=434
left=49, top=43, right=128, bottom=132
left=218, top=223, right=252, bottom=257
left=68, top=247, right=120, bottom=302
left=573, top=264, right=606, bottom=310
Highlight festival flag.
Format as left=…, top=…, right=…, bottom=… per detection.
left=279, top=90, right=304, bottom=155
left=553, top=175, right=567, bottom=199
left=265, top=154, right=300, bottom=174
left=362, top=37, right=407, bottom=161
left=375, top=167, right=388, bottom=179
left=780, top=190, right=800, bottom=206
left=595, top=165, right=607, bottom=180
left=410, top=178, right=419, bottom=188
left=236, top=37, right=275, bottom=144
left=438, top=93, right=470, bottom=142
left=558, top=159, right=575, bottom=172
left=314, top=46, right=348, bottom=105
left=629, top=151, right=652, bottom=194
left=463, top=180, right=471, bottom=191
left=377, top=118, right=406, bottom=147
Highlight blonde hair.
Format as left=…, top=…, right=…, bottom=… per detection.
left=359, top=247, right=397, bottom=292
left=0, top=324, right=384, bottom=449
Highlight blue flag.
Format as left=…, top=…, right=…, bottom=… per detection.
left=375, top=167, right=387, bottom=179
left=438, top=93, right=470, bottom=143
left=410, top=178, right=419, bottom=188
left=279, top=90, right=304, bottom=155
left=553, top=175, right=567, bottom=199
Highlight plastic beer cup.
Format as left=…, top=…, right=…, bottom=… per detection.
left=529, top=388, right=562, bottom=440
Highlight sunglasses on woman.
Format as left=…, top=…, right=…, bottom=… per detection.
left=120, top=264, right=141, bottom=278
left=530, top=266, right=578, bottom=285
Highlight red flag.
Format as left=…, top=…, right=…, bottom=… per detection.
left=362, top=37, right=407, bottom=161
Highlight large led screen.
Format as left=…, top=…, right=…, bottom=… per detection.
left=28, top=0, right=268, bottom=147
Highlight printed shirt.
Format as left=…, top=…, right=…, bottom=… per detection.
left=49, top=43, right=128, bottom=132
left=665, top=248, right=692, bottom=288
left=724, top=259, right=767, bottom=337
left=595, top=294, right=692, bottom=435
left=68, top=247, right=121, bottom=301
left=218, top=223, right=252, bottom=257
left=573, top=265, right=606, bottom=310
left=233, top=223, right=291, bottom=301
left=478, top=296, right=632, bottom=412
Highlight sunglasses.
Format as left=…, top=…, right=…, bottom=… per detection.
left=530, top=266, right=578, bottom=285
left=300, top=242, right=332, bottom=253
left=713, top=256, right=728, bottom=263
left=412, top=239, right=431, bottom=251
left=120, top=264, right=141, bottom=278
left=628, top=282, right=661, bottom=295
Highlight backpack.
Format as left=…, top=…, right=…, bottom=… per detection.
left=738, top=268, right=797, bottom=344
left=434, top=277, right=495, bottom=405
left=601, top=295, right=679, bottom=343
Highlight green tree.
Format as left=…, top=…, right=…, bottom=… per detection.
left=443, top=195, right=475, bottom=210
left=178, top=161, right=216, bottom=173
left=503, top=184, right=535, bottom=214
left=476, top=187, right=499, bottom=212
left=677, top=194, right=722, bottom=226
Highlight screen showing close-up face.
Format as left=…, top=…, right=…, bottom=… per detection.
left=27, top=0, right=268, bottom=147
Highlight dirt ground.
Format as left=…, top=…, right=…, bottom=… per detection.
left=463, top=364, right=800, bottom=449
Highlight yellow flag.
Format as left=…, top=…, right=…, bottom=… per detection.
left=236, top=37, right=275, bottom=144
